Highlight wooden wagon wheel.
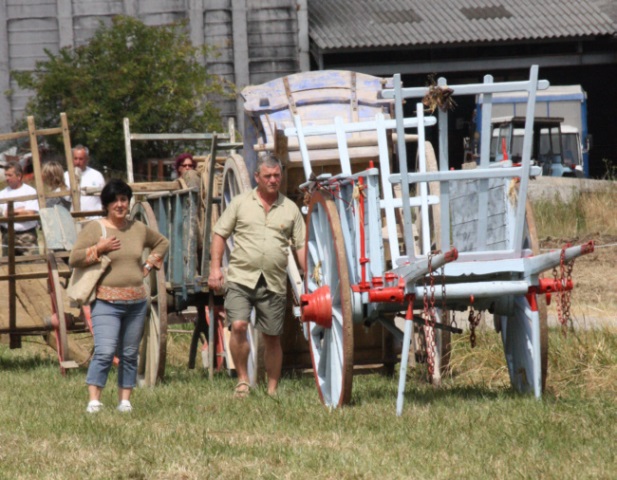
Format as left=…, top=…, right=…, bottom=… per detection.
left=47, top=252, right=70, bottom=374
left=222, top=153, right=252, bottom=205
left=206, top=167, right=231, bottom=371
left=204, top=303, right=227, bottom=371
left=188, top=162, right=229, bottom=374
left=130, top=201, right=168, bottom=387
left=413, top=142, right=451, bottom=383
left=304, top=190, right=354, bottom=408
left=221, top=153, right=264, bottom=386
left=196, top=154, right=222, bottom=239
left=188, top=299, right=228, bottom=373
left=498, top=200, right=549, bottom=394
left=199, top=155, right=223, bottom=220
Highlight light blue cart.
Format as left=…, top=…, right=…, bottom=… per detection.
left=276, top=65, right=594, bottom=414
left=123, top=124, right=243, bottom=386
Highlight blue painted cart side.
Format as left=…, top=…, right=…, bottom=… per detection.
left=138, top=186, right=201, bottom=310
left=124, top=122, right=243, bottom=385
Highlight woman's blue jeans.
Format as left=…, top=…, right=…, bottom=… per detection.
left=86, top=299, right=148, bottom=389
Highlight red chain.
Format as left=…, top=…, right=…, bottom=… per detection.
left=422, top=254, right=437, bottom=378
left=468, top=297, right=481, bottom=348
left=553, top=245, right=575, bottom=336
left=440, top=264, right=448, bottom=326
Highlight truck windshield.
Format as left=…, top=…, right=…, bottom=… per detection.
left=490, top=124, right=564, bottom=167
left=561, top=133, right=581, bottom=168
left=490, top=124, right=514, bottom=162
left=538, top=126, right=563, bottom=167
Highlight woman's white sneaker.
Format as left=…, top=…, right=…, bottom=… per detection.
left=86, top=400, right=103, bottom=413
left=117, top=400, right=132, bottom=412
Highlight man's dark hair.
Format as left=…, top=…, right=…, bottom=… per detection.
left=6, top=161, right=23, bottom=176
left=100, top=178, right=132, bottom=212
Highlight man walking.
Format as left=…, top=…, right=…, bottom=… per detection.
left=0, top=162, right=40, bottom=256
left=208, top=154, right=305, bottom=397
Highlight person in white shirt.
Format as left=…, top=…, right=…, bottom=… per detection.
left=63, top=145, right=105, bottom=216
left=0, top=162, right=40, bottom=256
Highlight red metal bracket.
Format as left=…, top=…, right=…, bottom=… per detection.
left=533, top=277, right=574, bottom=294
left=352, top=274, right=406, bottom=303
left=444, top=247, right=459, bottom=262
left=300, top=286, right=332, bottom=328
left=581, top=240, right=595, bottom=254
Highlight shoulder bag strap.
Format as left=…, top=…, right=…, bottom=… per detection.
left=97, top=219, right=107, bottom=239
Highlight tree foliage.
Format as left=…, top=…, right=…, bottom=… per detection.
left=12, top=16, right=231, bottom=176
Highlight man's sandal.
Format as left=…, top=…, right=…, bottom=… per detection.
left=234, top=381, right=251, bottom=399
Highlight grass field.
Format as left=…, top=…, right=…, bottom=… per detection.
left=1, top=326, right=615, bottom=479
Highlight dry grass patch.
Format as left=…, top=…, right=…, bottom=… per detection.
left=533, top=184, right=617, bottom=317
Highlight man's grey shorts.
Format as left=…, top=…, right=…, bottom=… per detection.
left=224, top=277, right=286, bottom=336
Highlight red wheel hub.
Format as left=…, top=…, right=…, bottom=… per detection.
left=301, top=286, right=332, bottom=328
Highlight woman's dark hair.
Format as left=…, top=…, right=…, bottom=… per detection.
left=174, top=152, right=195, bottom=173
left=100, top=178, right=133, bottom=212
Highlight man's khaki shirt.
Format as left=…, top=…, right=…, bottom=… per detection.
left=213, top=188, right=305, bottom=294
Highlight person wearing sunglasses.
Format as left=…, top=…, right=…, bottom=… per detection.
left=174, top=153, right=196, bottom=178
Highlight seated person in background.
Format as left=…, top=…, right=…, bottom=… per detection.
left=42, top=160, right=71, bottom=210
left=0, top=162, right=39, bottom=256
left=174, top=153, right=201, bottom=189
left=174, top=153, right=196, bottom=179
left=19, top=154, right=35, bottom=183
left=63, top=145, right=105, bottom=216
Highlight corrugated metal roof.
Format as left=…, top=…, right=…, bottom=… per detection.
left=308, top=0, right=617, bottom=50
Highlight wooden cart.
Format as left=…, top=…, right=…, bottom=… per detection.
left=123, top=120, right=244, bottom=385
left=0, top=113, right=104, bottom=371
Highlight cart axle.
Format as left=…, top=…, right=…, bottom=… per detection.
left=301, top=285, right=332, bottom=328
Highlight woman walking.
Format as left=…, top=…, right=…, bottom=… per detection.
left=69, top=179, right=169, bottom=413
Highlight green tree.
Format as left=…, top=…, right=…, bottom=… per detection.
left=12, top=16, right=231, bottom=176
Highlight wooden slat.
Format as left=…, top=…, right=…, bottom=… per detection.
left=33, top=127, right=63, bottom=136
left=130, top=133, right=229, bottom=141
left=0, top=263, right=51, bottom=329
left=0, top=262, right=74, bottom=329
left=0, top=130, right=29, bottom=141
left=129, top=181, right=181, bottom=192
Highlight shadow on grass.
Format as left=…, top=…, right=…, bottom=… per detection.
left=157, top=366, right=229, bottom=385
left=0, top=352, right=59, bottom=372
left=403, top=384, right=507, bottom=404
left=349, top=376, right=513, bottom=407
